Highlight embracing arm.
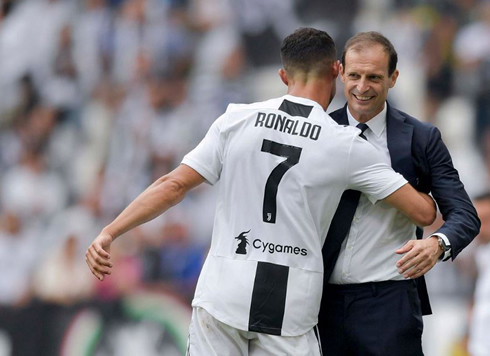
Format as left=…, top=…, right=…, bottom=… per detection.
left=425, top=127, right=480, bottom=258
left=348, top=136, right=436, bottom=227
left=396, top=126, right=480, bottom=279
left=383, top=183, right=437, bottom=227
left=86, top=164, right=206, bottom=281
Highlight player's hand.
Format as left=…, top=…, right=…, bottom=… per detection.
left=86, top=232, right=114, bottom=281
left=395, top=237, right=442, bottom=279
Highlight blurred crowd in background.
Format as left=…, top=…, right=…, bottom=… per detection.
left=1, top=0, right=490, bottom=354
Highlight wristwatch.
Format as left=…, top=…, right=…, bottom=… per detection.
left=436, top=236, right=451, bottom=261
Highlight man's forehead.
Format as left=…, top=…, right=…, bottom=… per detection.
left=346, top=42, right=388, bottom=55
left=344, top=45, right=390, bottom=71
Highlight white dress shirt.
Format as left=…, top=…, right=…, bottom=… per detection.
left=329, top=104, right=419, bottom=283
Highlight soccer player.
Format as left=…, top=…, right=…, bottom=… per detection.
left=86, top=28, right=436, bottom=355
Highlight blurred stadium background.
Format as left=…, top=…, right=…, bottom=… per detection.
left=0, top=0, right=489, bottom=355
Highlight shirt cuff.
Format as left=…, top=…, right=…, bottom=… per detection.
left=428, top=233, right=452, bottom=261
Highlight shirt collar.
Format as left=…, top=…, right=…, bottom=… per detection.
left=283, top=94, right=325, bottom=112
left=346, top=103, right=387, bottom=138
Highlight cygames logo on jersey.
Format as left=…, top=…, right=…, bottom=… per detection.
left=234, top=229, right=308, bottom=256
left=235, top=230, right=251, bottom=254
left=253, top=239, right=308, bottom=256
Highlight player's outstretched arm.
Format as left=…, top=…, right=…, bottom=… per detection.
left=383, top=183, right=436, bottom=227
left=86, top=164, right=205, bottom=281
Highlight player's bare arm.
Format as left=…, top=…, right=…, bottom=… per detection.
left=86, top=164, right=205, bottom=281
left=383, top=184, right=436, bottom=227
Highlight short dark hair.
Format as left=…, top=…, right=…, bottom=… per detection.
left=280, top=27, right=337, bottom=76
left=342, top=32, right=398, bottom=76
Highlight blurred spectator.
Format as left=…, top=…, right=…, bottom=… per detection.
left=0, top=211, right=38, bottom=306
left=43, top=24, right=81, bottom=111
left=100, top=51, right=155, bottom=217
left=33, top=235, right=95, bottom=305
left=93, top=231, right=144, bottom=300
left=0, top=73, right=39, bottom=128
left=71, top=79, right=121, bottom=198
left=423, top=9, right=458, bottom=121
left=100, top=57, right=196, bottom=217
left=139, top=214, right=206, bottom=301
left=0, top=210, right=44, bottom=355
left=233, top=0, right=300, bottom=67
left=468, top=193, right=490, bottom=356
left=296, top=0, right=359, bottom=48
left=231, top=0, right=302, bottom=101
left=111, top=0, right=191, bottom=86
left=73, top=0, right=112, bottom=98
left=432, top=96, right=490, bottom=198
left=157, top=221, right=206, bottom=301
left=148, top=74, right=197, bottom=168
left=454, top=2, right=490, bottom=150
left=187, top=0, right=247, bottom=133
left=26, top=0, right=76, bottom=91
left=1, top=145, right=68, bottom=225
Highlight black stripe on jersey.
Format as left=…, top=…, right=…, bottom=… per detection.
left=248, top=262, right=289, bottom=335
left=278, top=99, right=313, bottom=118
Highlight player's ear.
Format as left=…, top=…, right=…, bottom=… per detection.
left=332, top=60, right=340, bottom=79
left=278, top=68, right=289, bottom=86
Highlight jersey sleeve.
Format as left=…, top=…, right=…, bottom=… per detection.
left=346, top=136, right=407, bottom=204
left=181, top=113, right=227, bottom=185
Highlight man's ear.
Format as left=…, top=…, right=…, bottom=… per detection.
left=390, top=69, right=399, bottom=88
left=278, top=68, right=289, bottom=86
left=332, top=60, right=340, bottom=79
left=339, top=63, right=345, bottom=83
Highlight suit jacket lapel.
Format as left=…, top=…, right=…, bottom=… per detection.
left=386, top=103, right=417, bottom=185
left=330, top=104, right=349, bottom=125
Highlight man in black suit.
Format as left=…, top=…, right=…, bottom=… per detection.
left=317, top=32, right=480, bottom=355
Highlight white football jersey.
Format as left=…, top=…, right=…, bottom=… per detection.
left=182, top=95, right=407, bottom=336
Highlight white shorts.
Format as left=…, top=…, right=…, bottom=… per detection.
left=186, top=307, right=322, bottom=356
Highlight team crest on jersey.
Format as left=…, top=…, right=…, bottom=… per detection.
left=235, top=230, right=251, bottom=254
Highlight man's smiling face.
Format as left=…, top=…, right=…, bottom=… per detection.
left=341, top=44, right=399, bottom=123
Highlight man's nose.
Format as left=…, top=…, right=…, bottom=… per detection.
left=357, top=78, right=370, bottom=94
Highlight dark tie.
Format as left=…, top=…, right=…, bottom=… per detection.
left=356, top=123, right=369, bottom=140
left=322, top=123, right=368, bottom=283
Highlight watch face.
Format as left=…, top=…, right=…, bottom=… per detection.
left=438, top=237, right=446, bottom=250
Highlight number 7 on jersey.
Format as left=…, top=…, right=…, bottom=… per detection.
left=261, top=139, right=302, bottom=224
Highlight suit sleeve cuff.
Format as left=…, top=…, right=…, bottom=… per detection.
left=428, top=233, right=452, bottom=261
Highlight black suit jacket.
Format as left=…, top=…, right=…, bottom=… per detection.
left=326, top=103, right=481, bottom=315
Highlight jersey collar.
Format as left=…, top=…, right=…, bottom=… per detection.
left=283, top=94, right=325, bottom=112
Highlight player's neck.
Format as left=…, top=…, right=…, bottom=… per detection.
left=286, top=79, right=333, bottom=111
